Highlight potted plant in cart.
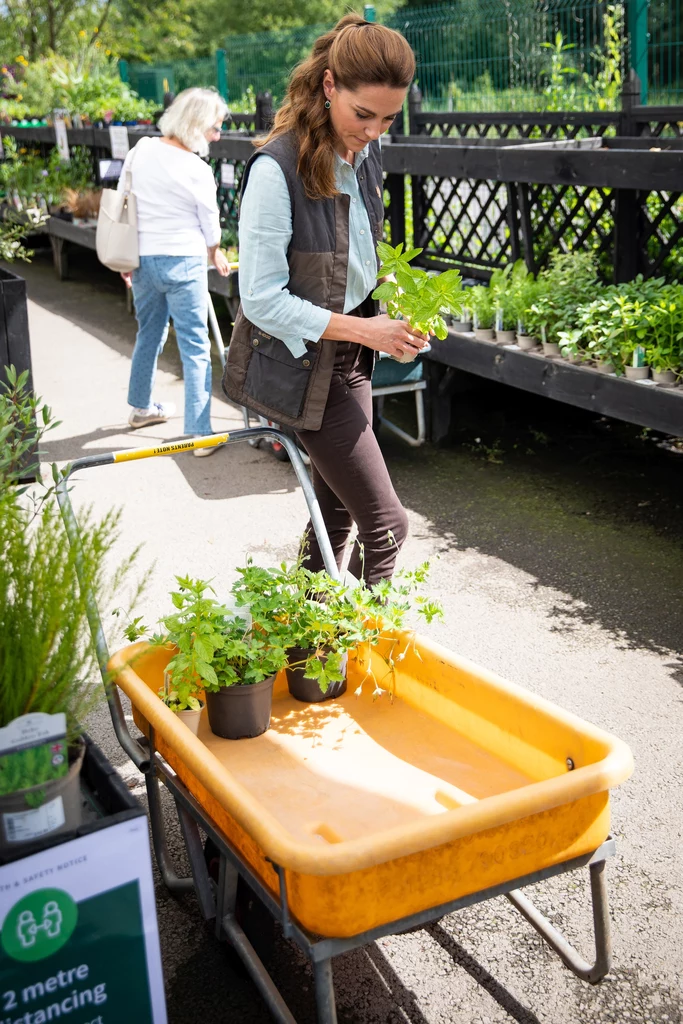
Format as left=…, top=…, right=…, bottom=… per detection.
left=231, top=558, right=443, bottom=704
left=145, top=576, right=288, bottom=739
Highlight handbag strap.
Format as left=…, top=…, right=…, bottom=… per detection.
left=122, top=138, right=142, bottom=196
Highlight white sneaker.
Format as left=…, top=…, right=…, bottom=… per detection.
left=193, top=435, right=227, bottom=458
left=128, top=402, right=176, bottom=429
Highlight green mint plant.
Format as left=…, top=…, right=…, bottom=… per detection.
left=644, top=291, right=683, bottom=374
left=467, top=284, right=495, bottom=330
left=489, top=264, right=517, bottom=331
left=525, top=251, right=600, bottom=343
left=133, top=560, right=444, bottom=703
left=232, top=558, right=443, bottom=698
left=147, top=576, right=289, bottom=704
left=372, top=242, right=464, bottom=340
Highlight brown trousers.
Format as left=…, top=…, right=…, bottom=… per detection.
left=296, top=339, right=409, bottom=585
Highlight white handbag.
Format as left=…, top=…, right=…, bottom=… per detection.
left=96, top=143, right=140, bottom=272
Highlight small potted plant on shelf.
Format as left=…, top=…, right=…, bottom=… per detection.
left=489, top=264, right=517, bottom=343
left=451, top=303, right=472, bottom=333
left=558, top=326, right=586, bottom=364
left=644, top=291, right=683, bottom=386
left=509, top=262, right=539, bottom=350
left=467, top=285, right=495, bottom=340
left=525, top=251, right=600, bottom=358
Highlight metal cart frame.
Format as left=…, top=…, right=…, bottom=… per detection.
left=56, top=430, right=616, bottom=1024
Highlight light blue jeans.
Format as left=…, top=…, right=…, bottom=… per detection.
left=128, top=255, right=212, bottom=435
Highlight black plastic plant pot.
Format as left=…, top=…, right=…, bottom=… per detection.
left=285, top=648, right=348, bottom=704
left=0, top=740, right=85, bottom=858
left=205, top=676, right=275, bottom=739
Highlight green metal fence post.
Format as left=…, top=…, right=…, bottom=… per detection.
left=627, top=0, right=648, bottom=104
left=216, top=49, right=228, bottom=101
left=118, top=59, right=129, bottom=84
left=364, top=5, right=376, bottom=23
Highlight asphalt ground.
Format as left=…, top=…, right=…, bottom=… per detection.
left=9, top=246, right=683, bottom=1024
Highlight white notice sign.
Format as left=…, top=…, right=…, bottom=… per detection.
left=0, top=817, right=167, bottom=1023
left=54, top=119, right=70, bottom=162
left=220, top=162, right=236, bottom=187
left=109, top=125, right=130, bottom=160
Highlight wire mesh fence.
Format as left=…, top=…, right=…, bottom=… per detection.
left=127, top=55, right=222, bottom=104
left=123, top=2, right=682, bottom=110
left=390, top=0, right=611, bottom=111
left=221, top=0, right=681, bottom=110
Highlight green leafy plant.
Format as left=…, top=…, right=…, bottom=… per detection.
left=231, top=557, right=443, bottom=698
left=541, top=31, right=579, bottom=112
left=372, top=242, right=464, bottom=340
left=524, top=251, right=600, bottom=343
left=149, top=576, right=289, bottom=703
left=467, top=284, right=495, bottom=330
left=0, top=369, right=143, bottom=746
left=583, top=3, right=624, bottom=112
left=0, top=210, right=46, bottom=262
left=135, top=556, right=443, bottom=703
left=1, top=50, right=156, bottom=123
left=558, top=275, right=674, bottom=370
left=489, top=261, right=537, bottom=332
left=644, top=292, right=683, bottom=374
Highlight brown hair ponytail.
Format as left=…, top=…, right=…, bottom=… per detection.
left=256, top=13, right=415, bottom=200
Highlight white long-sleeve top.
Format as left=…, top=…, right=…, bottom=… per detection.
left=118, top=136, right=221, bottom=257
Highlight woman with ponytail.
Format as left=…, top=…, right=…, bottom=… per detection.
left=224, top=14, right=424, bottom=584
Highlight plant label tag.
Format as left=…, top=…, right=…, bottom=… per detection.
left=220, top=162, right=236, bottom=187
left=2, top=795, right=65, bottom=844
left=109, top=124, right=130, bottom=160
left=54, top=118, right=70, bottom=163
left=633, top=345, right=646, bottom=368
left=0, top=713, right=68, bottom=793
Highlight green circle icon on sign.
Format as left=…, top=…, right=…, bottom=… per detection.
left=2, top=888, right=78, bottom=962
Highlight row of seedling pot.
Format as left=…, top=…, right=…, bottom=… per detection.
left=451, top=251, right=683, bottom=386
left=124, top=560, right=442, bottom=741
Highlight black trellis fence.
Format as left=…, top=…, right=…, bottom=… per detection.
left=2, top=83, right=682, bottom=286
left=382, top=74, right=683, bottom=284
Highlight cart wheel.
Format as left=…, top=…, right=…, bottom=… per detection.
left=269, top=439, right=291, bottom=462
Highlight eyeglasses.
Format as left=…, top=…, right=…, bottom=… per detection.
left=209, top=123, right=223, bottom=135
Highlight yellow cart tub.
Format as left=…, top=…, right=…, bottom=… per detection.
left=109, top=631, right=633, bottom=939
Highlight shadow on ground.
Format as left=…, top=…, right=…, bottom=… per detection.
left=381, top=380, right=683, bottom=656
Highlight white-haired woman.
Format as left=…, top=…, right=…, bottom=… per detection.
left=119, top=87, right=230, bottom=454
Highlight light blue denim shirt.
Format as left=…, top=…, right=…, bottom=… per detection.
left=238, top=147, right=378, bottom=358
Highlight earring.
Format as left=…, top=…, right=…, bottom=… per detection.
left=324, top=99, right=331, bottom=109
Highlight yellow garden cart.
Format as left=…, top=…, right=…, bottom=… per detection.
left=57, top=431, right=634, bottom=1024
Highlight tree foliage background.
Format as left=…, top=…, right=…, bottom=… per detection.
left=0, top=0, right=401, bottom=62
